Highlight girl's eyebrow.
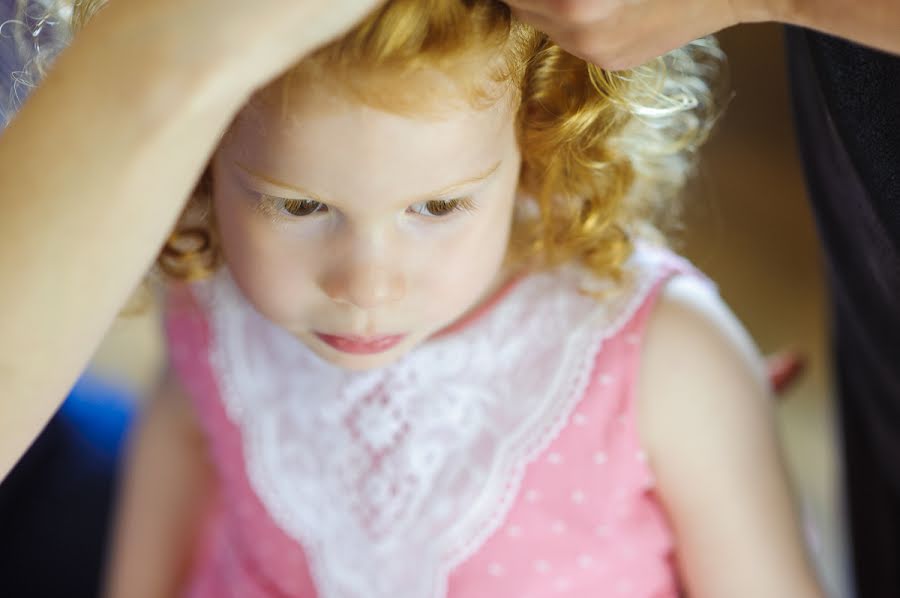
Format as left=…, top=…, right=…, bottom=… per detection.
left=233, top=162, right=322, bottom=200
left=233, top=160, right=503, bottom=200
left=426, top=161, right=503, bottom=197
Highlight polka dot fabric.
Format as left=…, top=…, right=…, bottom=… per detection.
left=446, top=304, right=677, bottom=597
left=166, top=259, right=692, bottom=598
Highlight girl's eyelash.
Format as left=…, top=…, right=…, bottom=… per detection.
left=252, top=194, right=478, bottom=222
left=412, top=197, right=478, bottom=217
left=254, top=195, right=327, bottom=220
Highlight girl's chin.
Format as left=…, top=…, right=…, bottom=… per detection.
left=322, top=351, right=405, bottom=371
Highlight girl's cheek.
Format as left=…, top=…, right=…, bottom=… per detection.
left=215, top=198, right=301, bottom=281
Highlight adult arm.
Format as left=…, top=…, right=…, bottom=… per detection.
left=0, top=0, right=384, bottom=480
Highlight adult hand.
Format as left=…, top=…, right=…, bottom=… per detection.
left=504, top=0, right=781, bottom=69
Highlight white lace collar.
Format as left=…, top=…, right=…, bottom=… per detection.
left=200, top=244, right=675, bottom=598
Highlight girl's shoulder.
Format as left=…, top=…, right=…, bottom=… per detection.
left=637, top=271, right=766, bottom=413
left=622, top=242, right=767, bottom=445
left=628, top=263, right=823, bottom=598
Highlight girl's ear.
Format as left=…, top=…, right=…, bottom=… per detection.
left=157, top=166, right=219, bottom=282
left=195, top=166, right=214, bottom=219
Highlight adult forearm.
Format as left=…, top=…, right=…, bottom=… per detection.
left=775, top=0, right=900, bottom=54
left=0, top=9, right=254, bottom=479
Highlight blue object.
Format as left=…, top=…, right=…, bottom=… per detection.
left=61, top=374, right=135, bottom=464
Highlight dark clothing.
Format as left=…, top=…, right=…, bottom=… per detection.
left=0, top=378, right=133, bottom=598
left=786, top=28, right=900, bottom=598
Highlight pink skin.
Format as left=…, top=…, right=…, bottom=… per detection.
left=211, top=82, right=522, bottom=370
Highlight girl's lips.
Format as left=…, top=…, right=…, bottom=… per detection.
left=315, top=332, right=407, bottom=355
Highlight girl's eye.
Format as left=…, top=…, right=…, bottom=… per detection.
left=409, top=198, right=477, bottom=217
left=265, top=196, right=328, bottom=217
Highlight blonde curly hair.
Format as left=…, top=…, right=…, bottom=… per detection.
left=7, top=0, right=724, bottom=283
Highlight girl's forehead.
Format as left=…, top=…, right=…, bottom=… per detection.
left=228, top=82, right=516, bottom=161
left=241, top=66, right=516, bottom=127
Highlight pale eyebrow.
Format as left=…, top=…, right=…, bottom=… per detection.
left=233, top=160, right=503, bottom=202
left=425, top=160, right=503, bottom=198
left=233, top=162, right=323, bottom=200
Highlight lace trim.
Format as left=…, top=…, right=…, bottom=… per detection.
left=443, top=249, right=688, bottom=569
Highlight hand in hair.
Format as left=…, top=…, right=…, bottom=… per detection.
left=504, top=0, right=900, bottom=69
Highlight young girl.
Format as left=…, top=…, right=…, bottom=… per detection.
left=38, top=1, right=824, bottom=597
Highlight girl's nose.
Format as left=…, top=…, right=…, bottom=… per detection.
left=319, top=262, right=406, bottom=309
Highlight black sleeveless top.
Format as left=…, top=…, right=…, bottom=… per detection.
left=786, top=28, right=900, bottom=487
left=786, top=27, right=900, bottom=597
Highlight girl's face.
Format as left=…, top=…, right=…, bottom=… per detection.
left=212, top=84, right=522, bottom=370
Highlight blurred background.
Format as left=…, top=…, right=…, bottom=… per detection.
left=0, top=9, right=845, bottom=598
left=679, top=24, right=843, bottom=596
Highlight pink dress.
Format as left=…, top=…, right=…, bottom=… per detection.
left=165, top=244, right=708, bottom=598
